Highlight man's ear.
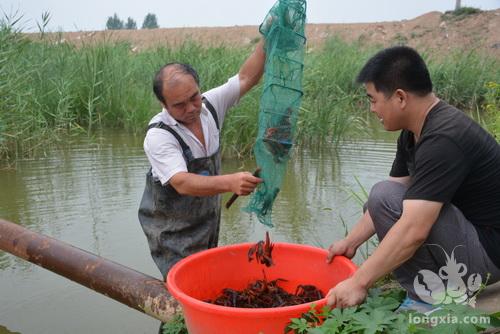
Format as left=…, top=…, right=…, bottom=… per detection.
left=394, top=89, right=408, bottom=108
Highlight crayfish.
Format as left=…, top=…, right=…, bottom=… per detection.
left=207, top=232, right=325, bottom=308
left=248, top=231, right=274, bottom=267
left=208, top=278, right=324, bottom=308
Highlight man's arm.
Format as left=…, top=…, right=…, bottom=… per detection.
left=326, top=176, right=409, bottom=262
left=238, top=40, right=265, bottom=97
left=326, top=199, right=443, bottom=308
left=169, top=171, right=262, bottom=197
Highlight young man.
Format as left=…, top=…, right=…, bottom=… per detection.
left=138, top=41, right=265, bottom=279
left=326, top=46, right=500, bottom=309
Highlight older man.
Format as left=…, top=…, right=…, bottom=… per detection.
left=139, top=42, right=265, bottom=279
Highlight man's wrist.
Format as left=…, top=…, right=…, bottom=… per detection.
left=344, top=235, right=360, bottom=253
left=215, top=174, right=231, bottom=193
left=351, top=267, right=373, bottom=291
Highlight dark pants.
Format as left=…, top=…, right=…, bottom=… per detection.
left=367, top=180, right=500, bottom=304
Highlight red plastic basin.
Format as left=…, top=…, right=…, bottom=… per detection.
left=166, top=242, right=357, bottom=334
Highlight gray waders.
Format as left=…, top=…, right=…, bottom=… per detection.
left=138, top=98, right=221, bottom=279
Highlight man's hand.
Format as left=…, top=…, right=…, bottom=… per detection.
left=326, top=277, right=367, bottom=308
left=169, top=171, right=261, bottom=197
left=228, top=172, right=262, bottom=195
left=326, top=239, right=357, bottom=263
left=326, top=210, right=375, bottom=264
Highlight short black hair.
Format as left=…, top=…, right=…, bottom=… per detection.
left=356, top=46, right=432, bottom=97
left=152, top=62, right=200, bottom=105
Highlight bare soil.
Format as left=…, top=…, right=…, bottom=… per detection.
left=46, top=9, right=500, bottom=57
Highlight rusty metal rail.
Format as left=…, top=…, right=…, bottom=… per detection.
left=0, top=218, right=179, bottom=322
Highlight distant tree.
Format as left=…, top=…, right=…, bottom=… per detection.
left=106, top=13, right=124, bottom=30
left=142, top=13, right=159, bottom=29
left=455, top=0, right=461, bottom=10
left=125, top=17, right=137, bottom=29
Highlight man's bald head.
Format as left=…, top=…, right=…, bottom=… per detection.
left=153, top=63, right=200, bottom=105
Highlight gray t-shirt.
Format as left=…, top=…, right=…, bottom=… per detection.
left=390, top=101, right=500, bottom=268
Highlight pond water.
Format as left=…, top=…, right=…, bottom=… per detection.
left=0, top=131, right=397, bottom=334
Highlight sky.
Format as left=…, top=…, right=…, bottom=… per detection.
left=0, top=0, right=499, bottom=32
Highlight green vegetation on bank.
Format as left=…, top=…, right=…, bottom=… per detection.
left=0, top=21, right=499, bottom=161
left=285, top=288, right=500, bottom=334
left=483, top=81, right=500, bottom=139
left=442, top=6, right=483, bottom=21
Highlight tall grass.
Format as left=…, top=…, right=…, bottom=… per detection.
left=297, top=37, right=374, bottom=146
left=482, top=81, right=500, bottom=140
left=1, top=20, right=498, bottom=160
left=428, top=50, right=499, bottom=111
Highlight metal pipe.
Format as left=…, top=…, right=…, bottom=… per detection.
left=0, top=218, right=180, bottom=322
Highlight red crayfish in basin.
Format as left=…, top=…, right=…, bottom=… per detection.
left=207, top=232, right=325, bottom=308
left=247, top=230, right=274, bottom=267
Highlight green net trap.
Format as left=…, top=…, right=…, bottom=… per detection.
left=244, top=0, right=307, bottom=227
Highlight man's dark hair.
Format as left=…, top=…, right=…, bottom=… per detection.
left=356, top=46, right=433, bottom=97
left=153, top=62, right=200, bottom=104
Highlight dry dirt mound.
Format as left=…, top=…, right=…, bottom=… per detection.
left=48, top=9, right=500, bottom=57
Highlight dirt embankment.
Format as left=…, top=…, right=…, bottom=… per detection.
left=44, top=9, right=500, bottom=57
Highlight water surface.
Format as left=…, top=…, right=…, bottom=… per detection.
left=0, top=132, right=396, bottom=334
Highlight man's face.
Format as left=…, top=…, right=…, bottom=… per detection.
left=162, top=74, right=202, bottom=125
left=365, top=82, right=403, bottom=131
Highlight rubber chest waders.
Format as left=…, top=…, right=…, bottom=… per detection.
left=138, top=98, right=221, bottom=279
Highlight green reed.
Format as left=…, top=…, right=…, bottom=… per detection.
left=0, top=22, right=498, bottom=160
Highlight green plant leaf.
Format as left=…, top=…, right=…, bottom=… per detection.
left=488, top=311, right=500, bottom=328
left=314, top=308, right=356, bottom=334
left=285, top=318, right=311, bottom=334
left=350, top=309, right=399, bottom=334
left=387, top=313, right=412, bottom=334
left=361, top=294, right=401, bottom=312
left=161, top=314, right=188, bottom=334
